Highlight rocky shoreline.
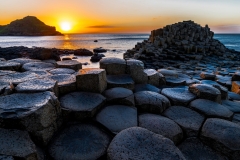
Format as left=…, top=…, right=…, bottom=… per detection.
left=0, top=21, right=240, bottom=160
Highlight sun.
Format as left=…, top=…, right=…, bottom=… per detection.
left=60, top=22, right=72, bottom=31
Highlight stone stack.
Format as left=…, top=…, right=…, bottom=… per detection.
left=0, top=32, right=240, bottom=159
left=124, top=21, right=240, bottom=70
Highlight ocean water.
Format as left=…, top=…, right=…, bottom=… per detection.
left=0, top=34, right=239, bottom=68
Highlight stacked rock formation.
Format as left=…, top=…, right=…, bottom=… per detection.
left=0, top=55, right=240, bottom=159
left=124, top=20, right=240, bottom=70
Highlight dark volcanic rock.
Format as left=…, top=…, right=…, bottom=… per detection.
left=96, top=105, right=137, bottom=134
left=232, top=72, right=240, bottom=81
left=164, top=106, right=205, bottom=137
left=189, top=84, right=221, bottom=103
left=134, top=84, right=161, bottom=93
left=60, top=92, right=106, bottom=121
left=74, top=48, right=93, bottom=56
left=189, top=99, right=233, bottom=120
left=126, top=59, right=147, bottom=84
left=56, top=60, right=82, bottom=71
left=100, top=57, right=126, bottom=75
left=1, top=72, right=38, bottom=85
left=161, top=88, right=196, bottom=106
left=103, top=87, right=134, bottom=106
left=48, top=124, right=111, bottom=160
left=178, top=137, right=227, bottom=160
left=107, top=74, right=134, bottom=90
left=0, top=128, right=37, bottom=159
left=107, top=127, right=185, bottom=160
left=49, top=68, right=75, bottom=75
left=8, top=58, right=40, bottom=66
left=134, top=91, right=170, bottom=114
left=139, top=113, right=183, bottom=144
left=0, top=61, right=21, bottom=71
left=0, top=91, right=61, bottom=146
left=93, top=48, right=107, bottom=53
left=201, top=118, right=240, bottom=159
left=222, top=100, right=240, bottom=113
left=228, top=91, right=240, bottom=101
left=0, top=70, right=15, bottom=76
left=22, top=62, right=55, bottom=71
left=0, top=155, right=14, bottom=160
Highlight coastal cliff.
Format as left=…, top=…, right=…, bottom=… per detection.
left=0, top=16, right=62, bottom=36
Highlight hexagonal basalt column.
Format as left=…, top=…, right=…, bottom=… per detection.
left=189, top=84, right=221, bottom=103
left=49, top=74, right=76, bottom=96
left=100, top=57, right=126, bottom=75
left=0, top=128, right=38, bottom=159
left=134, top=91, right=170, bottom=114
left=1, top=72, right=38, bottom=85
left=22, top=62, right=55, bottom=71
left=76, top=68, right=107, bottom=93
left=0, top=81, right=14, bottom=96
left=15, top=78, right=58, bottom=96
left=103, top=87, right=134, bottom=106
left=126, top=59, right=147, bottom=84
left=8, top=58, right=41, bottom=66
left=48, top=124, right=111, bottom=160
left=0, top=91, right=62, bottom=146
left=96, top=105, right=137, bottom=134
left=107, top=74, right=134, bottom=90
left=0, top=61, right=21, bottom=71
left=49, top=68, right=75, bottom=75
left=60, top=92, right=106, bottom=121
left=144, top=69, right=160, bottom=87
left=56, top=60, right=82, bottom=71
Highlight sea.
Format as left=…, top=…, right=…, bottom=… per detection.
left=0, top=34, right=239, bottom=68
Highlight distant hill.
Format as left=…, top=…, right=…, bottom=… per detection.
left=0, top=16, right=62, bottom=36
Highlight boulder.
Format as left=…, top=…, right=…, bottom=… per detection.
left=0, top=61, right=21, bottom=71
left=56, top=60, right=82, bottom=71
left=134, top=91, right=170, bottom=114
left=49, top=74, right=76, bottom=96
left=93, top=48, right=107, bottom=53
left=178, top=137, right=227, bottom=160
left=1, top=72, right=38, bottom=85
left=107, top=127, right=186, bottom=160
left=15, top=78, right=58, bottom=96
left=76, top=68, right=107, bottom=93
left=161, top=88, right=196, bottom=106
left=139, top=114, right=183, bottom=144
left=126, top=59, right=147, bottom=84
left=0, top=128, right=37, bottom=159
left=134, top=84, right=161, bottom=93
left=201, top=118, right=240, bottom=159
left=103, top=87, right=134, bottom=106
left=22, top=62, right=55, bottom=71
left=48, top=124, right=111, bottom=160
left=144, top=69, right=159, bottom=87
left=107, top=74, right=134, bottom=90
left=100, top=57, right=126, bottom=75
left=49, top=68, right=75, bottom=75
left=189, top=99, right=233, bottom=120
left=163, top=106, right=205, bottom=137
left=60, top=92, right=106, bottom=121
left=0, top=91, right=61, bottom=146
left=232, top=81, right=240, bottom=94
left=74, top=48, right=93, bottom=56
left=90, top=53, right=105, bottom=62
left=201, top=80, right=228, bottom=100
left=96, top=105, right=137, bottom=134
left=189, top=84, right=221, bottom=103
left=200, top=72, right=216, bottom=80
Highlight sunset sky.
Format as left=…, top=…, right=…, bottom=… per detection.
left=0, top=0, right=240, bottom=33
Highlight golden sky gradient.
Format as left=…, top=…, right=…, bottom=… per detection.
left=0, top=0, right=240, bottom=33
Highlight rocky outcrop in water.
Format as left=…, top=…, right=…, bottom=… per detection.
left=124, top=20, right=240, bottom=70
left=0, top=16, right=62, bottom=36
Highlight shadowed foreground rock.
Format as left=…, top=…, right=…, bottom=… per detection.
left=139, top=113, right=183, bottom=144
left=107, top=127, right=186, bottom=160
left=100, top=57, right=126, bottom=75
left=0, top=91, right=61, bottom=146
left=48, top=124, right=111, bottom=160
left=0, top=128, right=37, bottom=159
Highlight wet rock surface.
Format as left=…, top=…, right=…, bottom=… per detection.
left=48, top=123, right=111, bottom=160
left=107, top=127, right=186, bottom=160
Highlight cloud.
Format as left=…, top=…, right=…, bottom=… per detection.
left=211, top=25, right=240, bottom=33
left=87, top=25, right=116, bottom=28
